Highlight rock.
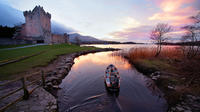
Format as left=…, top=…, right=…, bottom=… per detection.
left=184, top=110, right=192, bottom=112
left=171, top=107, right=176, bottom=111
left=56, top=66, right=62, bottom=70
left=34, top=94, right=39, bottom=97
left=46, top=76, right=59, bottom=83
left=47, top=71, right=57, bottom=77
left=56, top=74, right=64, bottom=78
left=184, top=106, right=191, bottom=110
left=150, top=71, right=161, bottom=81
left=52, top=85, right=60, bottom=89
left=154, top=71, right=161, bottom=75
left=58, top=69, right=67, bottom=74
left=168, top=85, right=175, bottom=90
left=176, top=106, right=184, bottom=111
left=186, top=95, right=193, bottom=98
left=52, top=79, right=61, bottom=85
left=65, top=58, right=73, bottom=63
left=52, top=71, right=57, bottom=75
left=46, top=82, right=52, bottom=87
left=66, top=63, right=73, bottom=67
left=50, top=105, right=57, bottom=110
left=152, top=77, right=158, bottom=80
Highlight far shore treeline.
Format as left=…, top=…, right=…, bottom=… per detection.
left=0, top=25, right=16, bottom=38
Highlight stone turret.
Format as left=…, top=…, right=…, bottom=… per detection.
left=23, top=5, right=52, bottom=44
left=24, top=6, right=51, bottom=18
left=14, top=5, right=68, bottom=44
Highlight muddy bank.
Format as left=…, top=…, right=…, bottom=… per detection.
left=122, top=56, right=200, bottom=112
left=42, top=48, right=119, bottom=97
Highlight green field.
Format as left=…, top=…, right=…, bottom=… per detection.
left=0, top=44, right=98, bottom=80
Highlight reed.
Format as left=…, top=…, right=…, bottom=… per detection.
left=127, top=46, right=184, bottom=60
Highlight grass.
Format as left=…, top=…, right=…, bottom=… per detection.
left=136, top=59, right=176, bottom=73
left=0, top=44, right=98, bottom=80
left=118, top=47, right=184, bottom=74
left=0, top=44, right=31, bottom=49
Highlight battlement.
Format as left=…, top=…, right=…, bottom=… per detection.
left=23, top=5, right=51, bottom=19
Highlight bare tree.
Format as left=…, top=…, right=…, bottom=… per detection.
left=181, top=12, right=200, bottom=58
left=150, top=23, right=173, bottom=57
left=191, top=12, right=200, bottom=24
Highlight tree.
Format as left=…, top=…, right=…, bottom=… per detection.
left=181, top=12, right=200, bottom=58
left=150, top=23, right=173, bottom=57
left=75, top=36, right=81, bottom=46
left=64, top=33, right=70, bottom=44
left=0, top=25, right=16, bottom=38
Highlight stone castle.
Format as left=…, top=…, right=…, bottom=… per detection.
left=15, top=6, right=69, bottom=44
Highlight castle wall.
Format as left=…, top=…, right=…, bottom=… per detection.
left=14, top=5, right=69, bottom=45
left=23, top=6, right=52, bottom=44
left=51, top=34, right=67, bottom=44
left=24, top=13, right=43, bottom=37
left=40, top=12, right=51, bottom=33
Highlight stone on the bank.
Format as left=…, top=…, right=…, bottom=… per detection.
left=52, top=85, right=60, bottom=89
left=176, top=106, right=184, bottom=111
left=167, top=86, right=174, bottom=90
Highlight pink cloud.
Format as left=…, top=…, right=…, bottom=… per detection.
left=110, top=0, right=199, bottom=43
left=109, top=25, right=153, bottom=42
left=149, top=0, right=198, bottom=26
left=160, top=0, right=194, bottom=12
left=110, top=24, right=188, bottom=43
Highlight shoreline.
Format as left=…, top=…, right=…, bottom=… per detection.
left=122, top=56, right=200, bottom=112
left=3, top=48, right=119, bottom=112
left=43, top=48, right=120, bottom=97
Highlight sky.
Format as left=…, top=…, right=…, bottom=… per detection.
left=1, top=0, right=200, bottom=42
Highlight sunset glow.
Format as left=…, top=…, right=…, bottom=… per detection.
left=1, top=0, right=200, bottom=42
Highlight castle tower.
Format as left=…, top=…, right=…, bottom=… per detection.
left=23, top=6, right=52, bottom=44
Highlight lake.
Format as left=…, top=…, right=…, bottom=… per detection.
left=57, top=44, right=168, bottom=112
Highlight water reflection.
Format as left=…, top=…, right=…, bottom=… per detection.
left=58, top=51, right=167, bottom=112
left=83, top=44, right=152, bottom=51
left=73, top=52, right=131, bottom=71
left=83, top=44, right=180, bottom=51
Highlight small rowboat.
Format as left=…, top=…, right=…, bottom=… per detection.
left=104, top=64, right=120, bottom=91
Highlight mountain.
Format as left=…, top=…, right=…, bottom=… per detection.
left=68, top=33, right=102, bottom=43
left=0, top=3, right=75, bottom=34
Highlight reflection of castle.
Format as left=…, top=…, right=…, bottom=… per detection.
left=15, top=6, right=69, bottom=44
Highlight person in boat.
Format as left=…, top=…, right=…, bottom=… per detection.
left=110, top=69, right=114, bottom=75
left=113, top=74, right=119, bottom=87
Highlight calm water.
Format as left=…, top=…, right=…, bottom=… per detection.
left=58, top=45, right=168, bottom=112
left=82, top=44, right=153, bottom=51
left=83, top=44, right=179, bottom=51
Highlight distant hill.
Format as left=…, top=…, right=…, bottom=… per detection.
left=68, top=33, right=102, bottom=43
left=161, top=41, right=200, bottom=46
left=68, top=33, right=139, bottom=44
left=121, top=42, right=136, bottom=44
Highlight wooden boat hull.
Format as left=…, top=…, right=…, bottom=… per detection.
left=104, top=64, right=120, bottom=91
